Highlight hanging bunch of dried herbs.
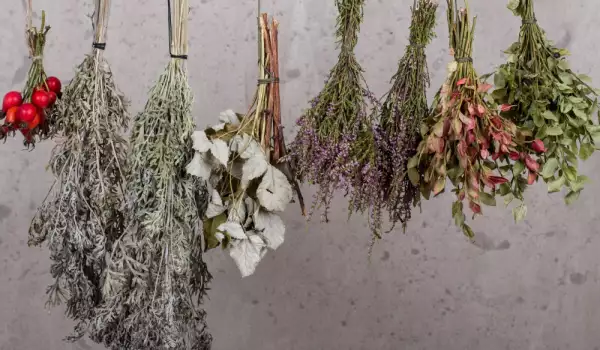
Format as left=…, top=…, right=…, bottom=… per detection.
left=187, top=13, right=300, bottom=277
left=290, top=0, right=383, bottom=232
left=492, top=0, right=600, bottom=208
left=379, top=0, right=437, bottom=232
left=408, top=0, right=530, bottom=238
left=28, top=0, right=128, bottom=341
left=90, top=1, right=212, bottom=349
left=0, top=1, right=63, bottom=146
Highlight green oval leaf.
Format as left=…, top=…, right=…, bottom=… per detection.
left=546, top=126, right=564, bottom=136
left=513, top=160, right=526, bottom=176
left=548, top=176, right=565, bottom=193
left=564, top=190, right=580, bottom=205
left=512, top=204, right=528, bottom=223
left=579, top=142, right=595, bottom=160
left=540, top=158, right=559, bottom=178
left=542, top=110, right=558, bottom=121
left=408, top=168, right=420, bottom=186
left=479, top=192, right=497, bottom=206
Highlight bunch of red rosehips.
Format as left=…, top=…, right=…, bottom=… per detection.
left=0, top=76, right=62, bottom=145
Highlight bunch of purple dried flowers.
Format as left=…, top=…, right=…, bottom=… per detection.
left=290, top=0, right=386, bottom=234
left=378, top=0, right=438, bottom=232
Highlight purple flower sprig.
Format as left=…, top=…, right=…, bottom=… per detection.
left=288, top=0, right=390, bottom=237
left=378, top=0, right=437, bottom=232
left=290, top=84, right=387, bottom=236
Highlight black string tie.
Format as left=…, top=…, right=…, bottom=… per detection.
left=167, top=0, right=188, bottom=60
left=522, top=18, right=537, bottom=25
left=93, top=42, right=106, bottom=50
left=455, top=57, right=473, bottom=63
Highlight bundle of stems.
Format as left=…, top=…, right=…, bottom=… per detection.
left=290, top=0, right=383, bottom=231
left=493, top=0, right=600, bottom=207
left=20, top=1, right=56, bottom=144
left=89, top=1, right=212, bottom=349
left=28, top=0, right=128, bottom=340
left=379, top=0, right=437, bottom=232
left=408, top=0, right=528, bottom=238
left=248, top=12, right=305, bottom=215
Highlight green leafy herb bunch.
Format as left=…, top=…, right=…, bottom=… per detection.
left=493, top=0, right=600, bottom=207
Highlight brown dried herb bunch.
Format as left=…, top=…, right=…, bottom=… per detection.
left=379, top=0, right=437, bottom=232
left=89, top=1, right=212, bottom=349
left=28, top=0, right=128, bottom=341
left=408, top=0, right=529, bottom=238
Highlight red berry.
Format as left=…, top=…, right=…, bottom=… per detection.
left=531, top=139, right=546, bottom=153
left=2, top=91, right=23, bottom=112
left=527, top=171, right=537, bottom=185
left=47, top=91, right=57, bottom=106
left=32, top=90, right=51, bottom=109
left=17, top=103, right=37, bottom=123
left=45, top=77, right=62, bottom=93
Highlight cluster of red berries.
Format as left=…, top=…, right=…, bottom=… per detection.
left=0, top=76, right=62, bottom=144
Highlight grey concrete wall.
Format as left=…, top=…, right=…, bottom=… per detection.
left=1, top=0, right=600, bottom=349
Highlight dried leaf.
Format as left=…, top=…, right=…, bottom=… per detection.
left=254, top=210, right=285, bottom=250
left=186, top=152, right=213, bottom=180
left=192, top=130, right=211, bottom=152
left=206, top=190, right=226, bottom=219
left=242, top=154, right=269, bottom=187
left=219, top=109, right=240, bottom=126
left=256, top=166, right=293, bottom=212
left=229, top=234, right=267, bottom=277
left=217, top=221, right=248, bottom=240
left=210, top=139, right=230, bottom=166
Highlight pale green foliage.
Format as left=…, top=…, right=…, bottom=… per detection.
left=29, top=51, right=129, bottom=340
left=90, top=59, right=212, bottom=350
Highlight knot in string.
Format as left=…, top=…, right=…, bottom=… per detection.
left=455, top=56, right=473, bottom=63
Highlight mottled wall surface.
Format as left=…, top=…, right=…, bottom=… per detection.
left=1, top=1, right=600, bottom=349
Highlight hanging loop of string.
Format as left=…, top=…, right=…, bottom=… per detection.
left=168, top=0, right=188, bottom=60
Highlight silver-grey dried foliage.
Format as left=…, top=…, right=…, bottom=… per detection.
left=90, top=59, right=212, bottom=350
left=28, top=50, right=129, bottom=340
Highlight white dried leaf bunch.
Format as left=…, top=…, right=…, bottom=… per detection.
left=187, top=110, right=293, bottom=277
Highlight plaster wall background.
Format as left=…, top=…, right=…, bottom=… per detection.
left=1, top=1, right=600, bottom=349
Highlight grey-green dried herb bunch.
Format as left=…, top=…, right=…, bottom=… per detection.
left=379, top=0, right=437, bottom=232
left=90, top=1, right=212, bottom=349
left=28, top=0, right=128, bottom=341
left=493, top=0, right=600, bottom=207
left=290, top=0, right=383, bottom=233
